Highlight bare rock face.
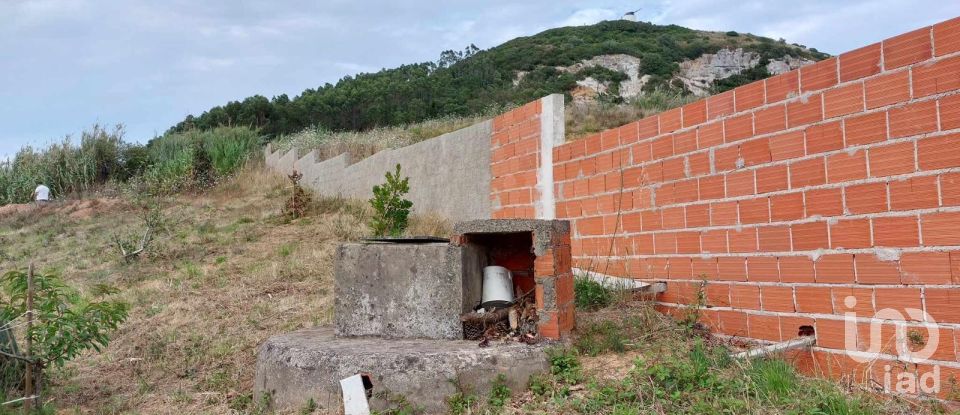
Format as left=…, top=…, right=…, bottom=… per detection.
left=513, top=49, right=815, bottom=101
left=677, top=48, right=814, bottom=96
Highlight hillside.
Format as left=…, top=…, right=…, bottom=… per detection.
left=170, top=20, right=828, bottom=138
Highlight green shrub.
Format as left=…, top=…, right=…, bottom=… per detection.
left=574, top=276, right=613, bottom=310
left=546, top=347, right=582, bottom=385
left=369, top=164, right=413, bottom=237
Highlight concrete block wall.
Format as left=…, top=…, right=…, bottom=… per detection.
left=491, top=17, right=960, bottom=398
left=264, top=120, right=493, bottom=222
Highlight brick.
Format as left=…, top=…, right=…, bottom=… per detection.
left=824, top=82, right=864, bottom=118
left=682, top=100, right=707, bottom=128
left=740, top=138, right=771, bottom=167
left=758, top=225, right=791, bottom=252
left=827, top=149, right=867, bottom=183
left=699, top=175, right=725, bottom=200
left=882, top=26, right=932, bottom=69
left=904, top=326, right=956, bottom=361
left=854, top=254, right=901, bottom=284
left=815, top=254, right=856, bottom=284
left=872, top=215, right=920, bottom=247
left=730, top=284, right=761, bottom=309
left=789, top=157, right=826, bottom=189
left=942, top=172, right=960, bottom=206
left=748, top=313, right=782, bottom=341
left=889, top=176, right=939, bottom=211
left=830, top=219, right=872, bottom=249
left=738, top=198, right=769, bottom=225
left=662, top=157, right=686, bottom=181
left=673, top=130, right=698, bottom=155
left=839, top=43, right=882, bottom=82
left=868, top=141, right=916, bottom=177
left=677, top=231, right=701, bottom=254
left=804, top=188, right=844, bottom=217
left=638, top=116, right=659, bottom=140
left=724, top=113, right=754, bottom=142
left=845, top=182, right=888, bottom=214
left=770, top=192, right=805, bottom=222
left=710, top=201, right=738, bottom=226
left=652, top=136, right=674, bottom=159
left=714, top=145, right=740, bottom=171
left=874, top=288, right=923, bottom=318
left=662, top=206, right=687, bottom=229
left=914, top=55, right=960, bottom=98
left=716, top=257, right=747, bottom=281
left=756, top=165, right=789, bottom=194
left=918, top=133, right=960, bottom=170
left=717, top=310, right=748, bottom=337
left=934, top=16, right=960, bottom=56
left=814, top=318, right=850, bottom=349
left=762, top=286, right=796, bottom=313
left=800, top=57, right=838, bottom=92
left=888, top=101, right=939, bottom=138
left=641, top=210, right=662, bottom=231
left=843, top=111, right=887, bottom=145
left=691, top=257, right=718, bottom=279
left=783, top=318, right=818, bottom=342
left=900, top=252, right=952, bottom=284
left=728, top=228, right=758, bottom=253
left=793, top=221, right=829, bottom=251
left=864, top=71, right=911, bottom=109
left=805, top=121, right=844, bottom=155
left=701, top=229, right=727, bottom=254
left=754, top=104, right=786, bottom=135
left=779, top=256, right=815, bottom=283
left=660, top=108, right=682, bottom=134
left=668, top=257, right=693, bottom=279
left=832, top=288, right=874, bottom=318
left=707, top=90, right=735, bottom=120
left=795, top=286, right=833, bottom=314
left=747, top=257, right=780, bottom=282
left=705, top=282, right=731, bottom=307
left=941, top=94, right=960, bottom=131
left=765, top=70, right=799, bottom=104
left=686, top=204, right=710, bottom=229
left=787, top=94, right=823, bottom=128
left=921, top=211, right=960, bottom=245
left=924, top=288, right=960, bottom=324
left=735, top=81, right=765, bottom=112
left=654, top=232, right=677, bottom=254
left=725, top=171, right=754, bottom=197
left=687, top=152, right=711, bottom=176
left=769, top=131, right=805, bottom=161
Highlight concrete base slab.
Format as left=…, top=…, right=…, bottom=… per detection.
left=255, top=327, right=550, bottom=413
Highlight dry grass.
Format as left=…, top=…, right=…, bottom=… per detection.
left=565, top=90, right=699, bottom=141
left=0, top=164, right=377, bottom=414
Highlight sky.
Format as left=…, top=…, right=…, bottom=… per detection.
left=2, top=0, right=958, bottom=158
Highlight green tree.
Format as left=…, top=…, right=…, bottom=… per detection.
left=369, top=164, right=413, bottom=237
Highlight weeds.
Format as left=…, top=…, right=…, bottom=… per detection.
left=573, top=276, right=614, bottom=310
left=283, top=171, right=311, bottom=219
left=369, top=164, right=413, bottom=237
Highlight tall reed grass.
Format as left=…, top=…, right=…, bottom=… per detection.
left=0, top=125, right=261, bottom=205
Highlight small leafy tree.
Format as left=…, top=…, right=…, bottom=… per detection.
left=369, top=164, right=413, bottom=237
left=0, top=269, right=128, bottom=401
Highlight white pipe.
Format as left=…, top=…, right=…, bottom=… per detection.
left=732, top=336, right=816, bottom=359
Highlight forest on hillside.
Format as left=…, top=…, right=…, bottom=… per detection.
left=169, top=20, right=827, bottom=138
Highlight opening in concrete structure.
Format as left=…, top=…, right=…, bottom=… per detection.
left=360, top=373, right=374, bottom=398
left=798, top=325, right=815, bottom=337
left=458, top=231, right=536, bottom=301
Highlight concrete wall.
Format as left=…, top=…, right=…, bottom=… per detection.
left=491, top=17, right=960, bottom=399
left=265, top=120, right=494, bottom=222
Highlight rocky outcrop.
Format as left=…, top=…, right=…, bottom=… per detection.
left=677, top=48, right=814, bottom=96
left=518, top=48, right=816, bottom=101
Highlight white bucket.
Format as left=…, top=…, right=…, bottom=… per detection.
left=481, top=266, right=515, bottom=308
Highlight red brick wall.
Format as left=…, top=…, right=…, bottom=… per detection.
left=492, top=17, right=960, bottom=398
left=491, top=100, right=542, bottom=219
